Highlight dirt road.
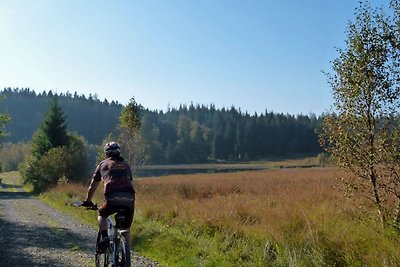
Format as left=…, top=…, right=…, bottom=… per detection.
left=0, top=173, right=158, bottom=267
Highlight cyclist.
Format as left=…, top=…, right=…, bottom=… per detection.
left=83, top=141, right=135, bottom=252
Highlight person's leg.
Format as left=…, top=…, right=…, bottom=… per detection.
left=98, top=202, right=112, bottom=251
left=120, top=204, right=134, bottom=248
left=98, top=200, right=112, bottom=234
left=98, top=215, right=108, bottom=231
left=97, top=216, right=110, bottom=252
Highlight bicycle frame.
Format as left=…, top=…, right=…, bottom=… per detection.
left=73, top=202, right=131, bottom=267
left=96, top=211, right=131, bottom=267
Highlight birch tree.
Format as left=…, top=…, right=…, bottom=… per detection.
left=320, top=1, right=400, bottom=229
left=117, top=97, right=146, bottom=173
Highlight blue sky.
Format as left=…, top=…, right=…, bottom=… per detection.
left=0, top=0, right=391, bottom=115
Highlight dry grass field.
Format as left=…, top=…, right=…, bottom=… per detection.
left=136, top=167, right=344, bottom=235
left=132, top=167, right=399, bottom=266
left=43, top=166, right=399, bottom=266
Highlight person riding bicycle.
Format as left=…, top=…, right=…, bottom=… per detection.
left=83, top=141, right=135, bottom=253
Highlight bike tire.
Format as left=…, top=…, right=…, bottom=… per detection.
left=96, top=251, right=110, bottom=267
left=95, top=232, right=111, bottom=267
left=115, top=235, right=131, bottom=267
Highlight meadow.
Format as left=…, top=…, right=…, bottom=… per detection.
left=42, top=166, right=400, bottom=266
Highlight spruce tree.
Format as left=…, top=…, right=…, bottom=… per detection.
left=31, top=97, right=69, bottom=157
left=21, top=96, right=88, bottom=193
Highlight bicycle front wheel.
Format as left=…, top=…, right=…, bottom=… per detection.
left=95, top=232, right=111, bottom=267
left=96, top=251, right=110, bottom=267
left=115, top=235, right=131, bottom=267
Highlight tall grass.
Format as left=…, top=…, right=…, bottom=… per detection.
left=134, top=168, right=400, bottom=266
left=137, top=168, right=342, bottom=234
left=42, top=167, right=400, bottom=266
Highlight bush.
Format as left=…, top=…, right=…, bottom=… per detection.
left=66, top=133, right=89, bottom=182
left=20, top=147, right=69, bottom=193
left=20, top=135, right=89, bottom=193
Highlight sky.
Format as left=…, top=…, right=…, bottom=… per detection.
left=0, top=0, right=392, bottom=115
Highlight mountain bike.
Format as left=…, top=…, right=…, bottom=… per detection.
left=73, top=201, right=131, bottom=267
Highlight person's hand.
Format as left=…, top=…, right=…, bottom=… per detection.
left=82, top=200, right=94, bottom=207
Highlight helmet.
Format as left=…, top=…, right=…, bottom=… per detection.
left=104, top=141, right=121, bottom=156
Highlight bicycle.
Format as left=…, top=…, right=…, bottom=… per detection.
left=73, top=201, right=131, bottom=267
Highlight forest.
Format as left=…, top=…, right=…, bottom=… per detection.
left=0, top=88, right=322, bottom=165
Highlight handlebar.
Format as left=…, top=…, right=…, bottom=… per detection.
left=72, top=201, right=98, bottom=210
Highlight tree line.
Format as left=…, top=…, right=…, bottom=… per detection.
left=0, top=87, right=122, bottom=144
left=140, top=105, right=322, bottom=163
left=0, top=88, right=322, bottom=166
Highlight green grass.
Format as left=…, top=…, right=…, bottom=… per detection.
left=0, top=171, right=33, bottom=192
left=130, top=213, right=400, bottom=267
left=131, top=216, right=267, bottom=267
left=39, top=185, right=99, bottom=229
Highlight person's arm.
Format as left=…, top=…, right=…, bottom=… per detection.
left=85, top=179, right=100, bottom=202
left=85, top=163, right=102, bottom=203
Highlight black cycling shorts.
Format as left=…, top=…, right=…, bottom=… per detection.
left=99, top=193, right=135, bottom=229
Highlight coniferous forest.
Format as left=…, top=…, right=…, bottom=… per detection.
left=0, top=88, right=322, bottom=164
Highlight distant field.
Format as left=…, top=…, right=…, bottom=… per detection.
left=43, top=165, right=400, bottom=266
left=137, top=157, right=320, bottom=177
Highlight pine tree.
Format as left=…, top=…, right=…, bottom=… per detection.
left=120, top=97, right=141, bottom=130
left=31, top=97, right=69, bottom=157
left=21, top=96, right=88, bottom=193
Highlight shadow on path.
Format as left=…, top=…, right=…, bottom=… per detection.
left=0, top=182, right=23, bottom=190
left=0, top=214, right=95, bottom=266
left=0, top=191, right=34, bottom=200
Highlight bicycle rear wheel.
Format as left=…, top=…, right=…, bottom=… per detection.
left=115, top=235, right=131, bottom=267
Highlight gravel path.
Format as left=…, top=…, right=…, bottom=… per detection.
left=0, top=174, right=159, bottom=267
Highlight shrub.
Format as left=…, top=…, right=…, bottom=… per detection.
left=20, top=138, right=88, bottom=193
left=21, top=147, right=69, bottom=193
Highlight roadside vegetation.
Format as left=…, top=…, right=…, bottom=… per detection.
left=41, top=167, right=400, bottom=266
